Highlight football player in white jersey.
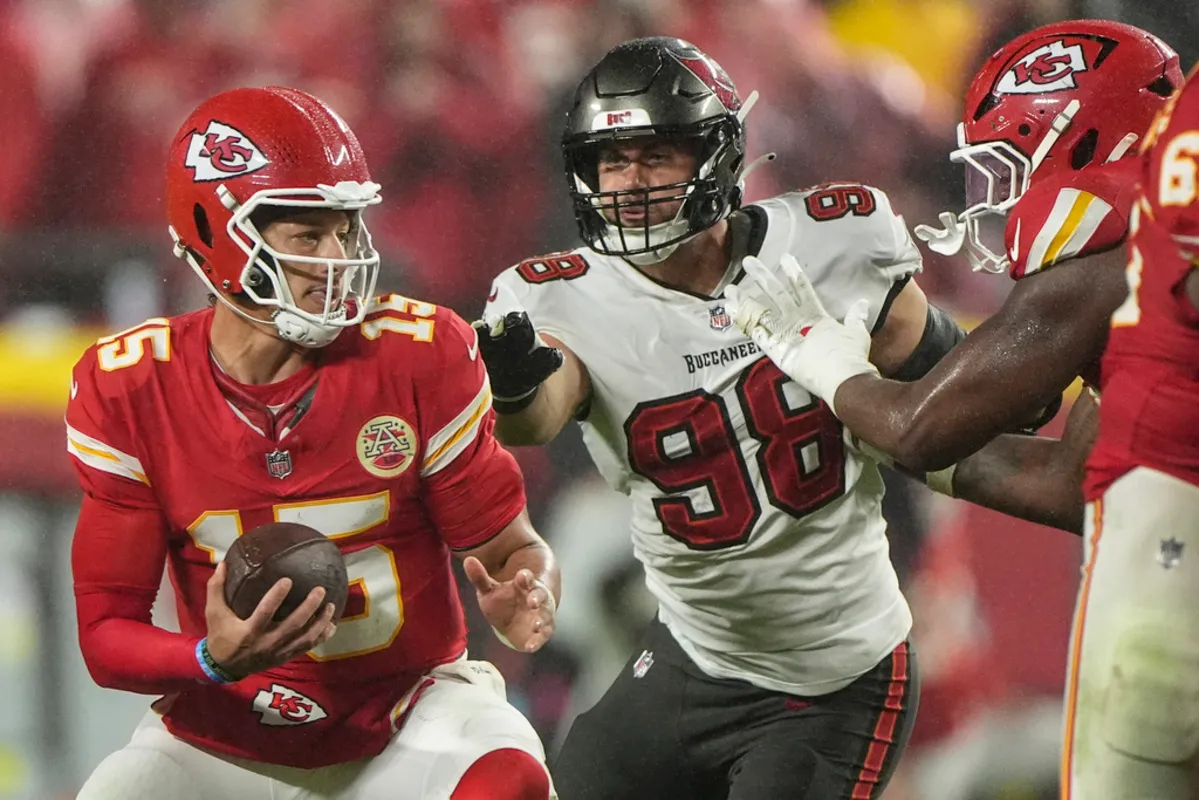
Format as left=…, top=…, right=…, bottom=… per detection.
left=475, top=37, right=1093, bottom=799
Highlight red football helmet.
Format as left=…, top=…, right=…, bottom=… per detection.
left=919, top=20, right=1180, bottom=273
left=166, top=86, right=381, bottom=347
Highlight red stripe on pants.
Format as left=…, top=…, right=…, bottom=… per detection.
left=851, top=642, right=909, bottom=800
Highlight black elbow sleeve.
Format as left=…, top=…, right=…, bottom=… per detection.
left=891, top=305, right=967, bottom=382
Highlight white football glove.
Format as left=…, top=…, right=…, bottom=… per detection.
left=725, top=254, right=877, bottom=418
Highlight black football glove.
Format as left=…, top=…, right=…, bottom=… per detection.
left=472, top=311, right=565, bottom=414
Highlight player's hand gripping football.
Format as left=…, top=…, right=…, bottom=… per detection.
left=203, top=561, right=338, bottom=679
left=462, top=557, right=556, bottom=653
left=472, top=311, right=564, bottom=413
left=725, top=254, right=878, bottom=417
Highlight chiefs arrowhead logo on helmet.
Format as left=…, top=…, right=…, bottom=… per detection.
left=183, top=120, right=270, bottom=182
left=995, top=37, right=1114, bottom=95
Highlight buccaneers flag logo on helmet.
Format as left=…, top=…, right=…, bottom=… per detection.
left=671, top=51, right=742, bottom=112
left=183, top=120, right=270, bottom=181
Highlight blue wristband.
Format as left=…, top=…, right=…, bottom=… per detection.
left=195, top=638, right=234, bottom=684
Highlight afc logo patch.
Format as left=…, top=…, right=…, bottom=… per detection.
left=357, top=415, right=418, bottom=478
left=252, top=683, right=328, bottom=726
left=184, top=120, right=270, bottom=182
left=994, top=36, right=1113, bottom=95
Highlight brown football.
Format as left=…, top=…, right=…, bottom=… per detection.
left=222, top=522, right=349, bottom=624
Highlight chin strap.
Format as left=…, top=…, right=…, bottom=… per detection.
left=742, top=152, right=777, bottom=181
left=1029, top=99, right=1080, bottom=175
left=272, top=308, right=343, bottom=348
left=736, top=90, right=760, bottom=125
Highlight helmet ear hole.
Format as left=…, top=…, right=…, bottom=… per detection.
left=244, top=252, right=277, bottom=300
left=1147, top=75, right=1176, bottom=97
left=193, top=203, right=214, bottom=248
left=1071, top=128, right=1099, bottom=170
left=1146, top=74, right=1175, bottom=96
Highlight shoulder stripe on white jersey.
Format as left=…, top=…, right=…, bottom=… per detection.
left=1023, top=189, right=1113, bottom=276
left=421, top=377, right=492, bottom=477
left=65, top=423, right=150, bottom=485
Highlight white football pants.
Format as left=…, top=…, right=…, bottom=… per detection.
left=76, top=659, right=554, bottom=800
left=1063, top=468, right=1199, bottom=799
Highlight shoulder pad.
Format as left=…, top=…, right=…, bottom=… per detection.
left=759, top=183, right=922, bottom=283
left=752, top=184, right=922, bottom=331
left=77, top=317, right=176, bottom=394
left=485, top=250, right=596, bottom=344
left=360, top=294, right=440, bottom=345
left=508, top=250, right=592, bottom=286
left=1007, top=160, right=1137, bottom=280
left=790, top=182, right=883, bottom=222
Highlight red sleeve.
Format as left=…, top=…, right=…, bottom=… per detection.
left=65, top=347, right=158, bottom=509
left=67, top=347, right=209, bottom=693
left=73, top=493, right=209, bottom=693
left=415, top=308, right=527, bottom=549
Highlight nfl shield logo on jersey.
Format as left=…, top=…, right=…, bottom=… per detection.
left=1159, top=537, right=1185, bottom=569
left=708, top=305, right=732, bottom=331
left=265, top=449, right=293, bottom=480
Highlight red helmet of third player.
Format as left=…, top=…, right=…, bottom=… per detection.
left=165, top=86, right=382, bottom=347
left=946, top=20, right=1180, bottom=272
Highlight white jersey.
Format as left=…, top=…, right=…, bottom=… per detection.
left=486, top=184, right=921, bottom=695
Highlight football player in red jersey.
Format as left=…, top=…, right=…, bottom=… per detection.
left=729, top=19, right=1181, bottom=474
left=1066, top=69, right=1199, bottom=798
left=67, top=87, right=558, bottom=800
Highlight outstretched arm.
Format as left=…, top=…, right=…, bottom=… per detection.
left=832, top=247, right=1125, bottom=471
left=729, top=252, right=1104, bottom=532
left=474, top=312, right=591, bottom=447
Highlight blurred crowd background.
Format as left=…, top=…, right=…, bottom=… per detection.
left=2, top=0, right=1196, bottom=798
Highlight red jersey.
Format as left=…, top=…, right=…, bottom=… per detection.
left=66, top=296, right=525, bottom=767
left=1006, top=157, right=1140, bottom=281
left=1087, top=78, right=1199, bottom=499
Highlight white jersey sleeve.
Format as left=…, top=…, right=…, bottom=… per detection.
left=750, top=183, right=922, bottom=330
